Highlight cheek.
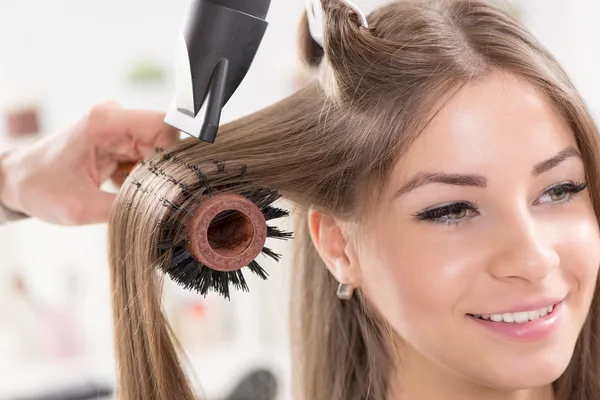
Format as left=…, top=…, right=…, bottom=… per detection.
left=359, top=220, right=477, bottom=337
left=556, top=217, right=600, bottom=306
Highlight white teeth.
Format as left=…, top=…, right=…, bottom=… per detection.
left=472, top=304, right=556, bottom=323
left=490, top=314, right=503, bottom=322
left=528, top=310, right=541, bottom=320
left=502, top=313, right=514, bottom=323
left=512, top=312, right=530, bottom=323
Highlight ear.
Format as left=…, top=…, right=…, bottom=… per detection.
left=307, top=207, right=361, bottom=288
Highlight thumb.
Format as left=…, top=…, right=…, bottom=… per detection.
left=79, top=190, right=117, bottom=225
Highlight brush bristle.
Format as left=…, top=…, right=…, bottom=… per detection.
left=263, top=206, right=289, bottom=221
left=266, top=226, right=294, bottom=240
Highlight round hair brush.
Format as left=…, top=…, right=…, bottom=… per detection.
left=130, top=148, right=292, bottom=299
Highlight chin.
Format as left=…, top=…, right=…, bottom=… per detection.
left=482, top=369, right=562, bottom=391
left=472, top=347, right=573, bottom=391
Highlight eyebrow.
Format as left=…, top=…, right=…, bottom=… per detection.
left=531, top=146, right=581, bottom=176
left=393, top=146, right=582, bottom=198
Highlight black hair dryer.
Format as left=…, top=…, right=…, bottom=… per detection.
left=164, top=0, right=272, bottom=143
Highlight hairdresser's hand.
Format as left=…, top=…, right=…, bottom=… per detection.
left=0, top=102, right=179, bottom=225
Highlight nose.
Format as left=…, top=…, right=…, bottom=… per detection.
left=487, top=212, right=560, bottom=283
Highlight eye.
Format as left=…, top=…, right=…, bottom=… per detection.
left=413, top=201, right=479, bottom=226
left=535, top=181, right=588, bottom=205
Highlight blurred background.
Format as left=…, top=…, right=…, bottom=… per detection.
left=0, top=0, right=598, bottom=399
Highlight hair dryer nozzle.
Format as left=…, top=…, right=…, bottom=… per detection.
left=165, top=0, right=271, bottom=143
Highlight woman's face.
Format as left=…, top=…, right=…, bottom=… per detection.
left=357, top=71, right=600, bottom=393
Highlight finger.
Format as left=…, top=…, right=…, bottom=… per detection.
left=78, top=190, right=117, bottom=225
left=137, top=133, right=178, bottom=159
left=110, top=161, right=138, bottom=187
left=107, top=107, right=179, bottom=145
left=102, top=107, right=181, bottom=158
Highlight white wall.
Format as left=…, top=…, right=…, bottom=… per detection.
left=517, top=0, right=600, bottom=118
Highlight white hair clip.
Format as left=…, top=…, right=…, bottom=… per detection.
left=306, top=0, right=369, bottom=48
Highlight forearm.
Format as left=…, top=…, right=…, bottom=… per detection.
left=0, top=151, right=29, bottom=224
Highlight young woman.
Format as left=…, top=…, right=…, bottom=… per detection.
left=108, top=1, right=600, bottom=399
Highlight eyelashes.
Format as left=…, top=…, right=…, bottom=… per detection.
left=413, top=181, right=589, bottom=226
left=414, top=201, right=478, bottom=226
left=534, top=181, right=588, bottom=205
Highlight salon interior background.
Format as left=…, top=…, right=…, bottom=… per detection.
left=0, top=1, right=598, bottom=399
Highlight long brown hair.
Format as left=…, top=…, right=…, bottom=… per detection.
left=108, top=1, right=600, bottom=399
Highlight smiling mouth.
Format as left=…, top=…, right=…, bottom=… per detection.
left=468, top=304, right=556, bottom=324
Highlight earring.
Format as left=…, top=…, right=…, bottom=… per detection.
left=337, top=283, right=354, bottom=300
